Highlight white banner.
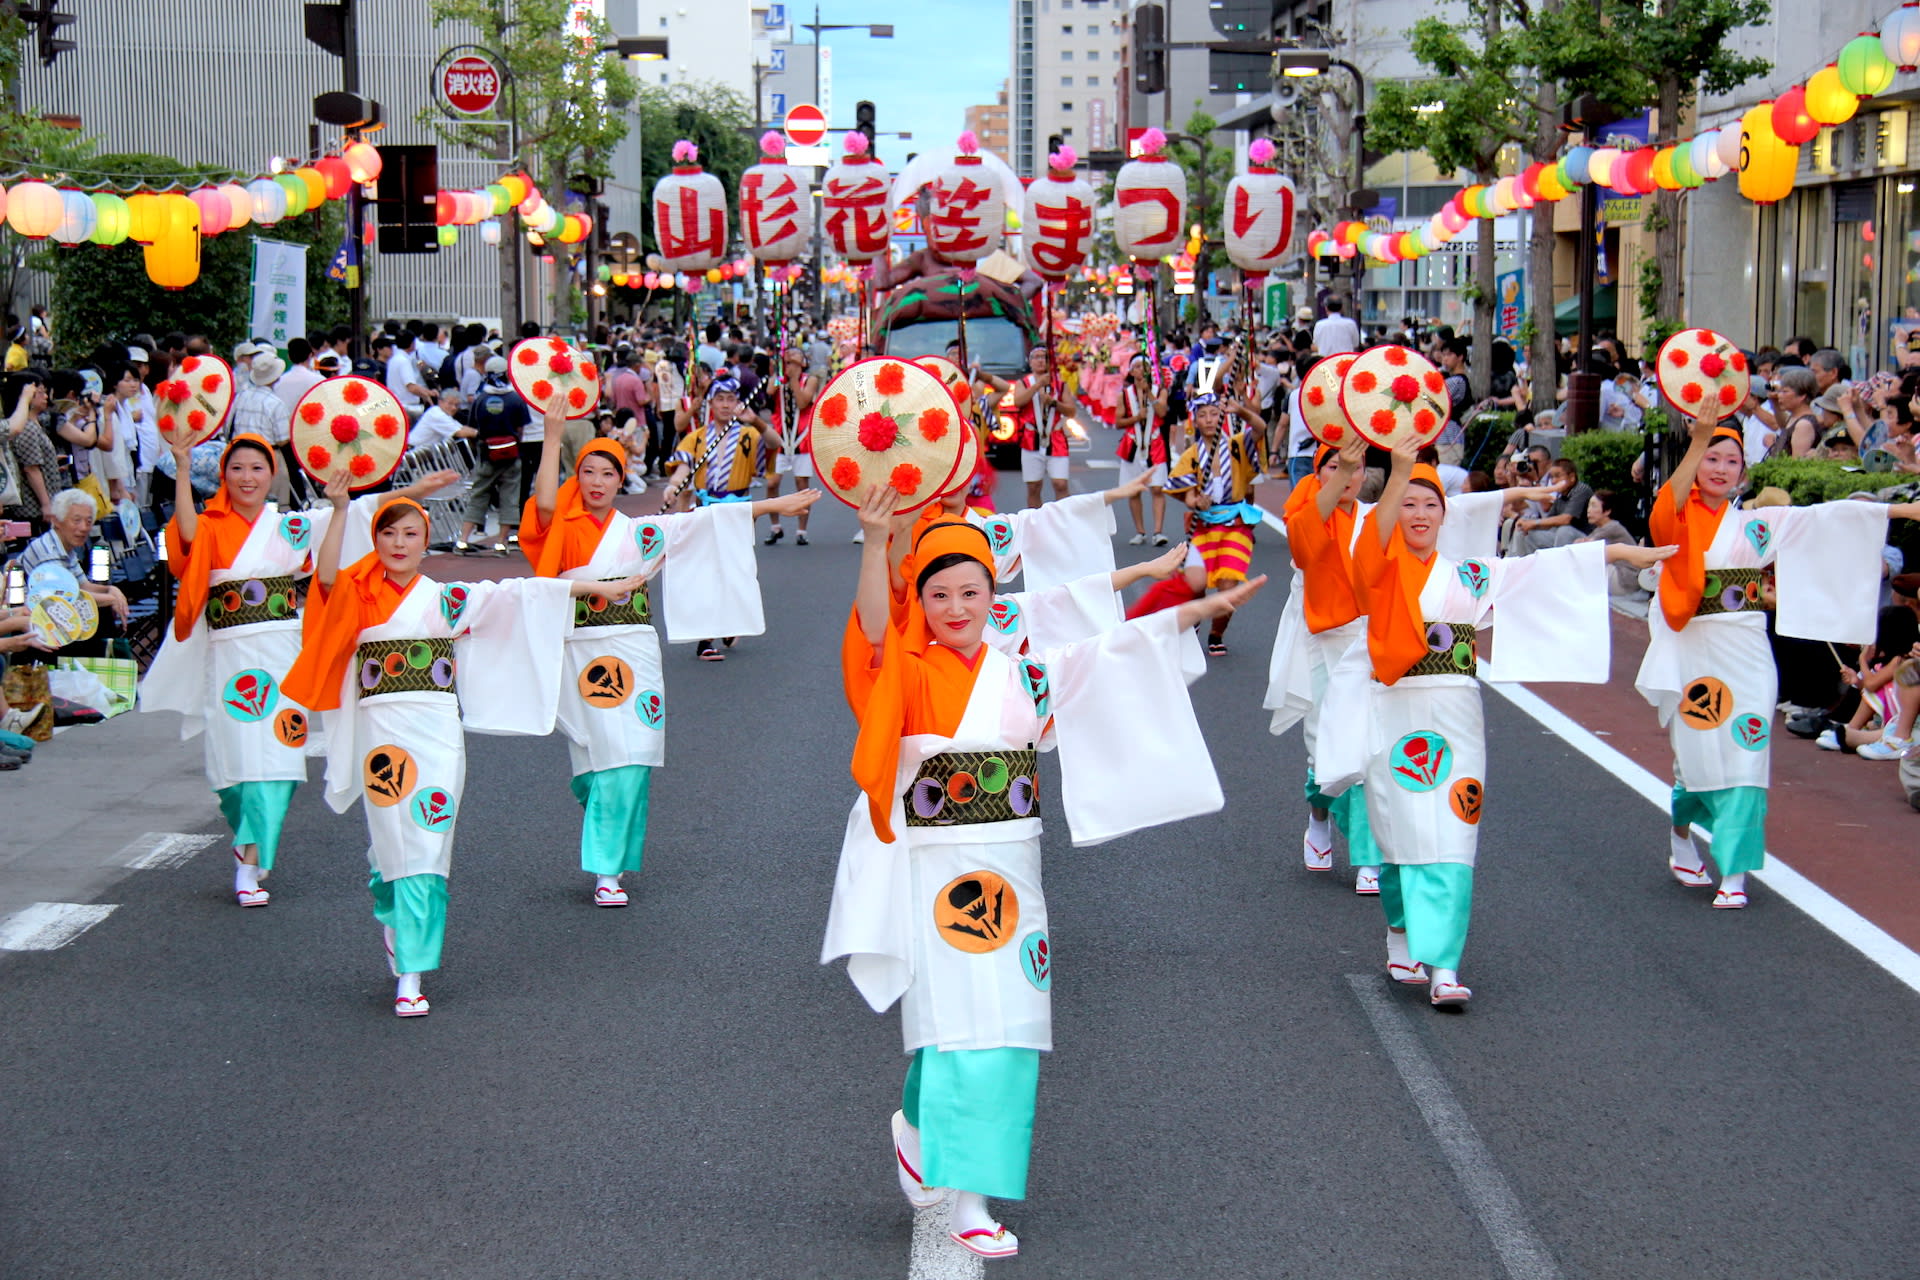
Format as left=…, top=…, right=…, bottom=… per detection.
left=248, top=238, right=308, bottom=353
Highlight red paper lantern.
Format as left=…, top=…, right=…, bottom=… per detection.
left=1770, top=85, right=1821, bottom=146
left=315, top=157, right=353, bottom=201
left=1620, top=148, right=1658, bottom=193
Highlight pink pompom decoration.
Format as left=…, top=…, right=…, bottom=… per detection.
left=672, top=140, right=699, bottom=164
left=1050, top=144, right=1078, bottom=170
left=759, top=130, right=785, bottom=158
left=1137, top=127, right=1167, bottom=157
left=958, top=130, right=980, bottom=155
left=1249, top=138, right=1276, bottom=166
left=843, top=132, right=870, bottom=156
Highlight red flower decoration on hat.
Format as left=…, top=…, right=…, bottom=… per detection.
left=1390, top=375, right=1419, bottom=404
left=1730, top=352, right=1747, bottom=373
left=874, top=363, right=906, bottom=396
left=299, top=401, right=325, bottom=425
left=306, top=445, right=332, bottom=471
left=349, top=454, right=375, bottom=478
left=917, top=407, right=950, bottom=442
left=889, top=463, right=923, bottom=496
left=200, top=374, right=221, bottom=394
left=531, top=379, right=554, bottom=400
left=517, top=347, right=539, bottom=364
left=857, top=411, right=898, bottom=451
left=1424, top=370, right=1445, bottom=394
left=182, top=356, right=201, bottom=373
left=1414, top=408, right=1438, bottom=433
left=1370, top=409, right=1397, bottom=434
left=1384, top=347, right=1409, bottom=366
left=1698, top=352, right=1726, bottom=378
left=341, top=381, right=369, bottom=406
left=1350, top=370, right=1378, bottom=394
left=187, top=410, right=207, bottom=431
left=1669, top=348, right=1690, bottom=367
left=549, top=352, right=575, bottom=374
left=581, top=363, right=598, bottom=381
left=374, top=414, right=401, bottom=439
left=330, top=414, right=359, bottom=443
left=1305, top=386, right=1326, bottom=407
left=818, top=393, right=849, bottom=428
left=831, top=457, right=861, bottom=489
left=567, top=387, right=589, bottom=410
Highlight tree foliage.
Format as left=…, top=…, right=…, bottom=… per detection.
left=630, top=81, right=756, bottom=251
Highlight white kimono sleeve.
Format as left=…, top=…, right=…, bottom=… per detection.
left=455, top=577, right=575, bottom=736
left=820, top=795, right=916, bottom=1013
left=1017, top=569, right=1123, bottom=651
left=1312, top=637, right=1375, bottom=797
left=1263, top=570, right=1314, bottom=734
left=1483, top=540, right=1611, bottom=684
left=1772, top=501, right=1890, bottom=644
left=304, top=493, right=383, bottom=568
left=1437, top=490, right=1506, bottom=563
left=1046, top=609, right=1224, bottom=846
left=137, top=618, right=210, bottom=734
left=1006, top=492, right=1117, bottom=592
left=657, top=501, right=766, bottom=643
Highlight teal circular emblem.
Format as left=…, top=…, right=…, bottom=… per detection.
left=1730, top=713, right=1770, bottom=751
left=1020, top=931, right=1052, bottom=991
left=635, top=688, right=665, bottom=728
left=1388, top=730, right=1452, bottom=792
left=635, top=520, right=665, bottom=560
left=410, top=785, right=458, bottom=832
left=221, top=669, right=279, bottom=722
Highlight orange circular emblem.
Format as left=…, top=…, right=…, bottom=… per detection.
left=576, top=655, right=635, bottom=708
left=1678, top=676, right=1733, bottom=730
left=1449, top=777, right=1484, bottom=825
left=933, top=870, right=1020, bottom=954
left=274, top=707, right=308, bottom=749
left=362, top=744, right=416, bottom=807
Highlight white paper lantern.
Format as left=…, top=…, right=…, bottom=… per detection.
left=247, top=177, right=287, bottom=226
left=52, top=188, right=96, bottom=245
left=739, top=131, right=813, bottom=267
left=1690, top=129, right=1729, bottom=181
left=480, top=218, right=501, bottom=246
left=926, top=131, right=1005, bottom=266
left=1022, top=145, right=1096, bottom=281
left=651, top=139, right=728, bottom=273
left=822, top=132, right=892, bottom=263
left=1886, top=2, right=1920, bottom=71
left=1114, top=127, right=1187, bottom=262
left=1223, top=140, right=1295, bottom=279
left=1714, top=124, right=1744, bottom=174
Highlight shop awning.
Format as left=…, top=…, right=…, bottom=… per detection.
left=1554, top=288, right=1617, bottom=335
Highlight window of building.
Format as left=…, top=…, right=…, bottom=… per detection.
left=1062, top=127, right=1074, bottom=136
left=658, top=15, right=667, bottom=25
left=1086, top=49, right=1099, bottom=60
left=1062, top=23, right=1073, bottom=33
left=1086, top=75, right=1099, bottom=85
left=1061, top=101, right=1074, bottom=111
left=1087, top=23, right=1099, bottom=33
left=1060, top=74, right=1073, bottom=85
left=1061, top=50, right=1073, bottom=60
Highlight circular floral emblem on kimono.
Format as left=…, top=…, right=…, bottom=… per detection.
left=1678, top=676, right=1733, bottom=730
left=221, top=669, right=279, bottom=722
left=1449, top=777, right=1484, bottom=825
left=1456, top=559, right=1490, bottom=601
left=1020, top=659, right=1051, bottom=718
left=274, top=707, right=308, bottom=748
left=440, top=584, right=469, bottom=629
left=634, top=520, right=665, bottom=561
left=978, top=756, right=1011, bottom=794
left=982, top=516, right=1016, bottom=556
left=1388, top=731, right=1452, bottom=792
left=577, top=655, right=634, bottom=708
left=988, top=597, right=1021, bottom=635
left=1425, top=621, right=1476, bottom=672
left=279, top=513, right=312, bottom=550
left=934, top=870, right=1020, bottom=954
left=410, top=786, right=458, bottom=832
left=1020, top=930, right=1052, bottom=991
left=363, top=744, right=416, bottom=808
left=1730, top=713, right=1770, bottom=751
left=635, top=688, right=665, bottom=728
left=1744, top=519, right=1773, bottom=558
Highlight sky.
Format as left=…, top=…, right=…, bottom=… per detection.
left=810, top=0, right=1010, bottom=167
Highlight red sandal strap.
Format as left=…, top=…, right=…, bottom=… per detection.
left=895, top=1144, right=924, bottom=1185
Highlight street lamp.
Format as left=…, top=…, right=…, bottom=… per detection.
left=1275, top=48, right=1329, bottom=77
left=1274, top=46, right=1370, bottom=309
left=800, top=3, right=893, bottom=325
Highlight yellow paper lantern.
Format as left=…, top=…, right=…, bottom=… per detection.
left=6, top=181, right=63, bottom=239
left=126, top=192, right=163, bottom=244
left=499, top=173, right=531, bottom=206
left=1536, top=167, right=1569, bottom=203
left=294, top=166, right=327, bottom=208
left=1737, top=102, right=1800, bottom=204
left=144, top=194, right=201, bottom=289
left=1805, top=65, right=1859, bottom=126
left=1651, top=148, right=1680, bottom=190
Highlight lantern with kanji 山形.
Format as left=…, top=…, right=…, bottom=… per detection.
left=927, top=131, right=1005, bottom=266
left=822, top=132, right=891, bottom=263
left=651, top=140, right=728, bottom=274
left=1738, top=102, right=1800, bottom=205
left=739, top=130, right=813, bottom=267
left=1114, top=127, right=1187, bottom=262
left=144, top=193, right=201, bottom=290
left=1022, top=144, right=1096, bottom=281
left=1222, top=137, right=1295, bottom=281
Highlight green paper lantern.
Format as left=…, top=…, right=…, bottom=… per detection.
left=274, top=173, right=309, bottom=217
left=89, top=192, right=129, bottom=245
left=1839, top=34, right=1897, bottom=98
left=437, top=224, right=458, bottom=246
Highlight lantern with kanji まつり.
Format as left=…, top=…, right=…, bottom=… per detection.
left=1114, top=128, right=1186, bottom=262
left=1222, top=138, right=1294, bottom=281
left=651, top=140, right=727, bottom=273
left=927, top=131, right=1004, bottom=266
left=739, top=131, right=812, bottom=267
left=1022, top=145, right=1096, bottom=281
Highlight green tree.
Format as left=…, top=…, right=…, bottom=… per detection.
left=1168, top=107, right=1234, bottom=312
left=0, top=7, right=96, bottom=311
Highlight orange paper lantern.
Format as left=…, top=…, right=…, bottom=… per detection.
left=1738, top=102, right=1800, bottom=204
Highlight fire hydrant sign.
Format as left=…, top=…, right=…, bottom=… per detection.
left=440, top=54, right=503, bottom=115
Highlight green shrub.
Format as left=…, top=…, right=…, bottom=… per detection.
left=1563, top=430, right=1646, bottom=498
left=1461, top=410, right=1512, bottom=470
left=1745, top=457, right=1909, bottom=506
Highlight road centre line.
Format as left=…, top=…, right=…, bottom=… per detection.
left=0, top=902, right=119, bottom=951
left=121, top=831, right=222, bottom=870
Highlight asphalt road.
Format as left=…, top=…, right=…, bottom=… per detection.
left=5, top=458, right=1919, bottom=1279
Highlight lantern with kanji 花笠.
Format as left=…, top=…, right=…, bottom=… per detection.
left=739, top=130, right=812, bottom=267
left=651, top=140, right=728, bottom=273
left=927, top=131, right=1004, bottom=265
left=1114, top=127, right=1186, bottom=262
left=1222, top=138, right=1295, bottom=281
left=1022, top=144, right=1096, bottom=281
left=822, top=132, right=891, bottom=263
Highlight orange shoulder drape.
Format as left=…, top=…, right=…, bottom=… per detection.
left=1284, top=464, right=1363, bottom=634
left=280, top=499, right=426, bottom=712
left=519, top=438, right=627, bottom=578
left=1352, top=509, right=1437, bottom=686
left=1648, top=478, right=1729, bottom=633
left=165, top=434, right=279, bottom=641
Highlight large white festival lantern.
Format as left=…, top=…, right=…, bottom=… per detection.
left=1114, top=126, right=1187, bottom=262
left=739, top=130, right=812, bottom=268
left=651, top=139, right=728, bottom=274
left=1022, top=144, right=1097, bottom=281
left=821, top=132, right=892, bottom=264
left=1223, top=138, right=1296, bottom=280
left=926, top=130, right=1005, bottom=266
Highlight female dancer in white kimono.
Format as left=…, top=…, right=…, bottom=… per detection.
left=282, top=478, right=644, bottom=1017
left=1638, top=413, right=1920, bottom=906
left=139, top=432, right=456, bottom=906
left=1319, top=442, right=1671, bottom=1005
left=822, top=486, right=1260, bottom=1258
left=522, top=415, right=821, bottom=905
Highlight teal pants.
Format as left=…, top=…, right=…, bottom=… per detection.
left=1671, top=784, right=1768, bottom=875
left=571, top=765, right=652, bottom=876
left=369, top=871, right=448, bottom=974
left=903, top=1046, right=1041, bottom=1201
left=216, top=781, right=298, bottom=871
left=1304, top=769, right=1382, bottom=868
left=1378, top=862, right=1475, bottom=971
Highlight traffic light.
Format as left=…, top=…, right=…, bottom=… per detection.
left=1047, top=133, right=1063, bottom=159
left=1208, top=0, right=1272, bottom=37
left=1132, top=4, right=1165, bottom=96
left=373, top=145, right=440, bottom=255
left=1208, top=52, right=1270, bottom=93
left=18, top=2, right=76, bottom=67
left=856, top=100, right=876, bottom=152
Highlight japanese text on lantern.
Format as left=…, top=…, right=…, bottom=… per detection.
left=930, top=176, right=993, bottom=255
left=1030, top=198, right=1092, bottom=276
left=741, top=170, right=803, bottom=246
left=655, top=185, right=725, bottom=262
left=1230, top=184, right=1293, bottom=262
left=824, top=173, right=890, bottom=256
left=1119, top=186, right=1179, bottom=249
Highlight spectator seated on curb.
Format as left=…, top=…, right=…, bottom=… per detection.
left=1814, top=605, right=1920, bottom=760
left=5, top=488, right=131, bottom=648
left=0, top=604, right=48, bottom=755
left=1510, top=456, right=1595, bottom=556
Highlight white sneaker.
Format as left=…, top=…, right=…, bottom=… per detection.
left=1815, top=728, right=1842, bottom=751
left=0, top=705, right=43, bottom=735
left=1858, top=736, right=1912, bottom=761
left=1128, top=532, right=1147, bottom=545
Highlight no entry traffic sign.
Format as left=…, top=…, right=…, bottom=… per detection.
left=784, top=102, right=827, bottom=147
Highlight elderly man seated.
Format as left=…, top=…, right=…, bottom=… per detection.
left=7, top=487, right=131, bottom=640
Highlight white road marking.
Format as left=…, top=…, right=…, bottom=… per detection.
left=1487, top=681, right=1920, bottom=998
left=1346, top=975, right=1565, bottom=1280
left=907, top=1195, right=984, bottom=1280
left=0, top=902, right=119, bottom=951
left=121, top=831, right=222, bottom=871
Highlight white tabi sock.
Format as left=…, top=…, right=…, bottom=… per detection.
left=1386, top=929, right=1413, bottom=970
left=395, top=972, right=422, bottom=1001
left=951, top=1190, right=999, bottom=1236
left=1669, top=829, right=1704, bottom=872
left=1306, top=811, right=1333, bottom=848
left=1431, top=967, right=1461, bottom=989
left=1719, top=872, right=1747, bottom=897
left=234, top=861, right=261, bottom=893
left=383, top=926, right=399, bottom=977
left=595, top=874, right=622, bottom=892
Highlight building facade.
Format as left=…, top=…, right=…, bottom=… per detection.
left=966, top=83, right=1012, bottom=157
left=1012, top=0, right=1127, bottom=176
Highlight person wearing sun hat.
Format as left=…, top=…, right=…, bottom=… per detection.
left=1314, top=438, right=1674, bottom=1006
left=521, top=402, right=820, bottom=907
left=823, top=484, right=1261, bottom=1260
left=1635, top=409, right=1920, bottom=909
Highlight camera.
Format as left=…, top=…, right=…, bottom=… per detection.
left=1514, top=457, right=1535, bottom=475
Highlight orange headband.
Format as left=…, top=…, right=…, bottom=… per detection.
left=904, top=519, right=996, bottom=591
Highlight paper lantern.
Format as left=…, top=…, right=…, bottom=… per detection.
left=313, top=156, right=352, bottom=201
left=1220, top=138, right=1294, bottom=280
left=1024, top=144, right=1099, bottom=280
left=530, top=202, right=560, bottom=234
left=50, top=189, right=94, bottom=245
left=437, top=225, right=458, bottom=246
left=480, top=218, right=501, bottom=246
left=144, top=194, right=201, bottom=289
left=1687, top=130, right=1723, bottom=182
left=1738, top=102, right=1800, bottom=204
left=1540, top=166, right=1571, bottom=202
left=217, top=183, right=252, bottom=229
left=1713, top=125, right=1744, bottom=174
left=485, top=183, right=511, bottom=215
left=1840, top=33, right=1897, bottom=97
left=1651, top=148, right=1680, bottom=190
left=557, top=213, right=588, bottom=244
left=822, top=132, right=891, bottom=263
left=498, top=172, right=531, bottom=206
left=1800, top=66, right=1855, bottom=129
left=1771, top=86, right=1820, bottom=146
left=1586, top=147, right=1620, bottom=189
left=739, top=131, right=812, bottom=267
left=89, top=192, right=128, bottom=245
left=1561, top=147, right=1593, bottom=186
left=274, top=173, right=308, bottom=217
left=652, top=140, right=727, bottom=272
left=7, top=181, right=62, bottom=238
left=293, top=167, right=327, bottom=208
left=1619, top=148, right=1658, bottom=193
left=926, top=131, right=1005, bottom=265
left=1886, top=3, right=1920, bottom=71
left=1671, top=144, right=1702, bottom=188
left=1114, top=127, right=1186, bottom=262
left=245, top=178, right=285, bottom=226
left=343, top=141, right=383, bottom=184
left=189, top=188, right=230, bottom=236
